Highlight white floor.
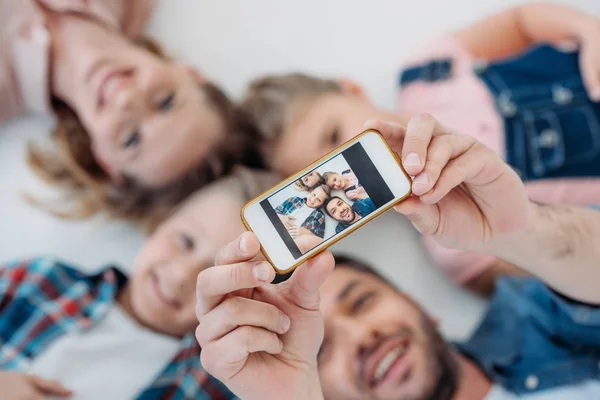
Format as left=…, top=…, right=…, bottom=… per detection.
left=1, top=0, right=596, bottom=339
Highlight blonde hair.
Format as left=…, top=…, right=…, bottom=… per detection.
left=26, top=37, right=261, bottom=223
left=240, top=73, right=342, bottom=166
left=293, top=171, right=324, bottom=191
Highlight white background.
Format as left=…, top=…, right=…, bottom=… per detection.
left=0, top=0, right=598, bottom=340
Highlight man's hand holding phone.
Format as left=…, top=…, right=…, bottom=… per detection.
left=195, top=232, right=333, bottom=400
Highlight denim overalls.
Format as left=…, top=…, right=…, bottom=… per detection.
left=400, top=45, right=600, bottom=180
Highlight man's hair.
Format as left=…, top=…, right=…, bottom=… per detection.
left=240, top=73, right=342, bottom=167
left=333, top=254, right=396, bottom=289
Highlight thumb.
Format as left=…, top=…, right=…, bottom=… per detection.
left=287, top=251, right=335, bottom=311
left=394, top=197, right=441, bottom=236
left=29, top=375, right=73, bottom=397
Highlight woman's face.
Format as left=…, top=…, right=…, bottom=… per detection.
left=72, top=45, right=227, bottom=188
left=301, top=171, right=321, bottom=189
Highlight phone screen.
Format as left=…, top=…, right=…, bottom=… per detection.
left=259, top=142, right=394, bottom=259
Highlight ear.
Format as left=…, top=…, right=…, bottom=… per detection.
left=178, top=64, right=208, bottom=84
left=337, top=78, right=368, bottom=99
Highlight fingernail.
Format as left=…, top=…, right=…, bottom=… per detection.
left=280, top=314, right=291, bottom=332
left=239, top=234, right=248, bottom=254
left=253, top=262, right=271, bottom=282
left=404, top=153, right=422, bottom=167
left=413, top=173, right=429, bottom=186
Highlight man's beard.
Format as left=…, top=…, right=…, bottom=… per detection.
left=419, top=315, right=460, bottom=400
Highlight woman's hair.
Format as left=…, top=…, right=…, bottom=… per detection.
left=26, top=37, right=264, bottom=223
left=240, top=73, right=342, bottom=165
left=294, top=171, right=324, bottom=191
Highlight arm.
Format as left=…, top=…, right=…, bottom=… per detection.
left=490, top=203, right=600, bottom=304
left=454, top=3, right=600, bottom=60
left=464, top=259, right=531, bottom=297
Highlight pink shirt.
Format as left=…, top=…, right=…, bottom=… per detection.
left=399, top=36, right=600, bottom=283
left=0, top=0, right=155, bottom=123
left=342, top=170, right=366, bottom=200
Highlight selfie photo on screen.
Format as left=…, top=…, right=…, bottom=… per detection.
left=260, top=142, right=394, bottom=258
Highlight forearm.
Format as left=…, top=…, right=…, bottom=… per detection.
left=490, top=202, right=600, bottom=304
left=455, top=2, right=600, bottom=60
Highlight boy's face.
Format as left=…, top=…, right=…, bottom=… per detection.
left=128, top=190, right=244, bottom=337
left=273, top=93, right=396, bottom=177
left=306, top=186, right=329, bottom=208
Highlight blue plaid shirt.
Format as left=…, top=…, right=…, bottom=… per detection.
left=0, top=258, right=234, bottom=400
left=275, top=197, right=325, bottom=238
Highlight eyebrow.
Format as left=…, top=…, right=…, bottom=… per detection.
left=337, top=280, right=360, bottom=303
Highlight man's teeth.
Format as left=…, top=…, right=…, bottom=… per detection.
left=374, top=345, right=407, bottom=383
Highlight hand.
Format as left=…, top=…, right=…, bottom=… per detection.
left=287, top=225, right=301, bottom=238
left=0, top=372, right=72, bottom=399
left=579, top=22, right=600, bottom=101
left=365, top=115, right=532, bottom=252
left=278, top=214, right=297, bottom=229
left=196, top=232, right=333, bottom=400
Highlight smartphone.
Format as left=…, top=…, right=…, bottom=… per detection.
left=241, top=129, right=412, bottom=275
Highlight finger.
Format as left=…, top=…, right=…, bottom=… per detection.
left=197, top=297, right=290, bottom=345
left=401, top=114, right=451, bottom=176
left=201, top=326, right=283, bottom=378
left=581, top=58, right=600, bottom=101
left=394, top=197, right=441, bottom=236
left=420, top=149, right=485, bottom=205
left=214, top=232, right=261, bottom=267
left=286, top=251, right=335, bottom=311
left=196, top=260, right=275, bottom=318
left=364, top=119, right=406, bottom=143
left=412, top=134, right=476, bottom=196
left=28, top=375, right=73, bottom=397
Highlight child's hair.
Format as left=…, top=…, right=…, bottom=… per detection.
left=26, top=37, right=264, bottom=222
left=294, top=171, right=323, bottom=191
left=241, top=73, right=342, bottom=165
left=314, top=184, right=331, bottom=197
left=321, top=171, right=339, bottom=186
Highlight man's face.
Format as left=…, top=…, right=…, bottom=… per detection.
left=327, top=198, right=355, bottom=222
left=306, top=186, right=329, bottom=208
left=318, top=266, right=458, bottom=400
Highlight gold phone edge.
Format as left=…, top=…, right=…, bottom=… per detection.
left=240, top=128, right=412, bottom=276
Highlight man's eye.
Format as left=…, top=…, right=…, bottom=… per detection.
left=158, top=93, right=175, bottom=112
left=179, top=233, right=195, bottom=251
left=123, top=131, right=141, bottom=149
left=329, top=127, right=341, bottom=147
left=351, top=292, right=376, bottom=314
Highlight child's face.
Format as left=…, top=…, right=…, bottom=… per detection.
left=128, top=189, right=244, bottom=337
left=272, top=93, right=395, bottom=177
left=306, top=186, right=329, bottom=209
left=326, top=173, right=344, bottom=190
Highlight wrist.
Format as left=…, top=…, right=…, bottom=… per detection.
left=299, top=374, right=324, bottom=400
left=576, top=17, right=600, bottom=43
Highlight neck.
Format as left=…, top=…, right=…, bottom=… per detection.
left=47, top=11, right=125, bottom=107
left=451, top=354, right=493, bottom=400
left=352, top=213, right=361, bottom=224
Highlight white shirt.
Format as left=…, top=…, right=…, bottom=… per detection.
left=485, top=381, right=600, bottom=399
left=26, top=305, right=180, bottom=400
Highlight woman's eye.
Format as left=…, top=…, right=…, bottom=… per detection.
left=179, top=233, right=195, bottom=251
left=123, top=131, right=141, bottom=149
left=158, top=93, right=175, bottom=112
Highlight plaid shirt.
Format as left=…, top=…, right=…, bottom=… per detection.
left=275, top=197, right=325, bottom=238
left=0, top=258, right=234, bottom=400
